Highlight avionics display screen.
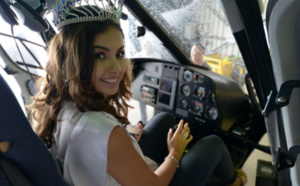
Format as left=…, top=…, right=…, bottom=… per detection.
left=157, top=78, right=177, bottom=110
left=159, top=79, right=173, bottom=93
left=158, top=93, right=171, bottom=105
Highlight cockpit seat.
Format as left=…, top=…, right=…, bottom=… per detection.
left=0, top=156, right=31, bottom=186
left=0, top=70, right=66, bottom=186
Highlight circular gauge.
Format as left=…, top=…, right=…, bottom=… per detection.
left=183, top=70, right=193, bottom=82
left=191, top=101, right=204, bottom=115
left=206, top=106, right=218, bottom=120
left=180, top=99, right=188, bottom=108
left=194, top=86, right=205, bottom=98
left=181, top=85, right=191, bottom=96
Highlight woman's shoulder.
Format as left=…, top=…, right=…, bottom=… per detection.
left=60, top=101, right=122, bottom=129
left=65, top=111, right=123, bottom=153
left=78, top=111, right=122, bottom=132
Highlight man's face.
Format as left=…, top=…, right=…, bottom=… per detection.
left=191, top=45, right=203, bottom=65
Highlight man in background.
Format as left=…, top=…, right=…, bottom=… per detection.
left=190, top=44, right=211, bottom=69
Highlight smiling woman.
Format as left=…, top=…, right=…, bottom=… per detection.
left=91, top=27, right=129, bottom=97
left=30, top=19, right=133, bottom=147
left=27, top=0, right=247, bottom=186
left=28, top=17, right=134, bottom=185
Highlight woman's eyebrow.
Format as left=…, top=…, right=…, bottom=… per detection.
left=93, top=46, right=109, bottom=51
left=93, top=46, right=125, bottom=51
left=118, top=46, right=125, bottom=51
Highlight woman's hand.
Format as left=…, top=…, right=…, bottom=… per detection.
left=134, top=121, right=143, bottom=142
left=167, top=120, right=193, bottom=160
left=126, top=121, right=144, bottom=142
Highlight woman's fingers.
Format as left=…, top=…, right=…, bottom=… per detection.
left=183, top=132, right=189, bottom=139
left=180, top=123, right=190, bottom=138
left=173, top=120, right=191, bottom=140
left=167, top=128, right=174, bottom=143
left=134, top=123, right=143, bottom=142
left=187, top=134, right=193, bottom=143
left=173, top=121, right=192, bottom=143
left=137, top=121, right=144, bottom=128
left=137, top=122, right=143, bottom=131
left=174, top=120, right=184, bottom=135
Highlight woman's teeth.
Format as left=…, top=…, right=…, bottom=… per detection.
left=101, top=78, right=117, bottom=83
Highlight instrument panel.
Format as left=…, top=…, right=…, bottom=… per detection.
left=131, top=59, right=248, bottom=131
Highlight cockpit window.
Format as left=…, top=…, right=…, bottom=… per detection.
left=122, top=0, right=256, bottom=87
left=139, top=0, right=240, bottom=57
left=0, top=18, right=46, bottom=76
left=121, top=7, right=175, bottom=62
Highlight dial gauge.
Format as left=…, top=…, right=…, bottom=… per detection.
left=206, top=106, right=218, bottom=120
left=181, top=85, right=191, bottom=96
left=183, top=70, right=193, bottom=82
left=180, top=99, right=188, bottom=108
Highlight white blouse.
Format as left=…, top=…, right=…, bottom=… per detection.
left=51, top=102, right=146, bottom=186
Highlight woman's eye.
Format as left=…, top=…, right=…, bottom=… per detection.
left=117, top=51, right=125, bottom=58
left=95, top=53, right=105, bottom=59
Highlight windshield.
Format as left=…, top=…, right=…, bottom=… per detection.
left=126, top=0, right=240, bottom=58
left=121, top=7, right=176, bottom=62
left=122, top=0, right=270, bottom=87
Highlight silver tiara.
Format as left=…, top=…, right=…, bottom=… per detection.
left=53, top=0, right=124, bottom=30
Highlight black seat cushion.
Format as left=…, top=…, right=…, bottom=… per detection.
left=0, top=157, right=31, bottom=186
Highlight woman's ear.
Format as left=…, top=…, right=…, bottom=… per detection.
left=0, top=141, right=10, bottom=153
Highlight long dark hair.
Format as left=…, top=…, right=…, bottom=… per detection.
left=28, top=20, right=133, bottom=148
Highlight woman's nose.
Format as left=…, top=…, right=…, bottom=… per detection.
left=109, top=58, right=121, bottom=72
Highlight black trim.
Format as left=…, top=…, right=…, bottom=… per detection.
left=0, top=0, right=18, bottom=26
left=10, top=0, right=49, bottom=32
left=234, top=0, right=276, bottom=107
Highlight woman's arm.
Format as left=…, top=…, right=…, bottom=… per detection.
left=107, top=120, right=192, bottom=186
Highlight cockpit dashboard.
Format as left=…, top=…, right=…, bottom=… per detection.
left=131, top=58, right=249, bottom=132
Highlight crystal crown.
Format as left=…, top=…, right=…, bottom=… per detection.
left=53, top=0, right=124, bottom=30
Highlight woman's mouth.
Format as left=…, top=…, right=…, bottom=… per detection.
left=101, top=78, right=118, bottom=83
left=101, top=78, right=119, bottom=87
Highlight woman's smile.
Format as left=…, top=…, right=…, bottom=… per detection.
left=91, top=26, right=128, bottom=96
left=100, top=77, right=119, bottom=87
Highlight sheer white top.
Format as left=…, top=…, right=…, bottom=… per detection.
left=51, top=101, right=144, bottom=186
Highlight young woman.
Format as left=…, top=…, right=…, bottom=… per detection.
left=29, top=1, right=247, bottom=186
